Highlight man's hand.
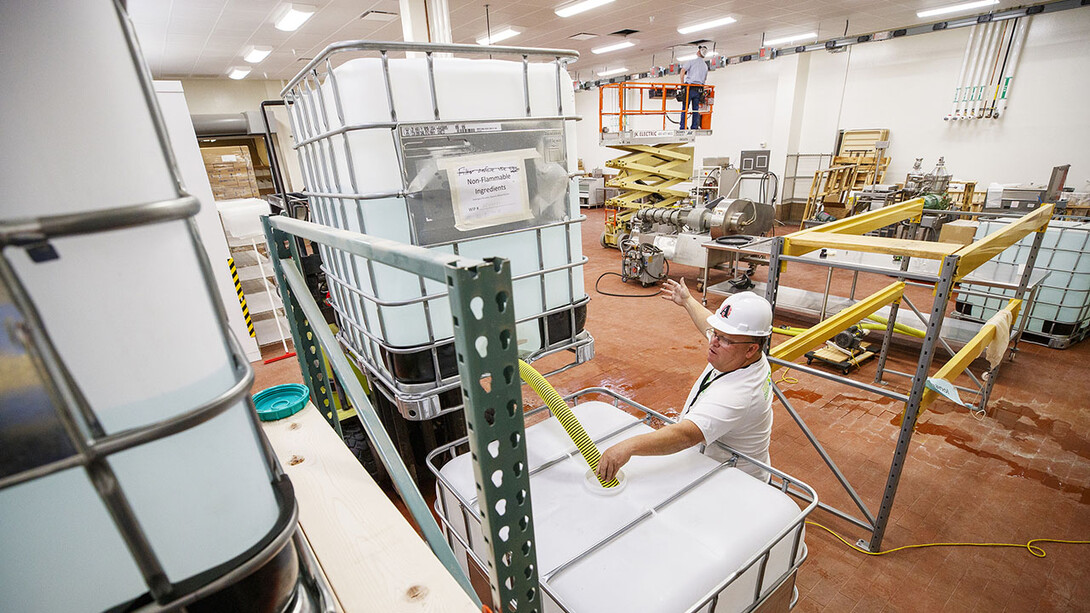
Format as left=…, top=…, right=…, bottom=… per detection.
left=596, top=441, right=633, bottom=483
left=661, top=277, right=691, bottom=306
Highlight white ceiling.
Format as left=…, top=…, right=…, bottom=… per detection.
left=128, top=0, right=1024, bottom=82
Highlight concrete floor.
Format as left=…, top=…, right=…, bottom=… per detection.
left=253, top=207, right=1090, bottom=612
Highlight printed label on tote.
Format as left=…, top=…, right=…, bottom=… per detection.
left=438, top=149, right=537, bottom=231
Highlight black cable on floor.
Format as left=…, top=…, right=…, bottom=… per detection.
left=594, top=272, right=663, bottom=298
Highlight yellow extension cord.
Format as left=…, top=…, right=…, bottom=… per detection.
left=807, top=520, right=1090, bottom=558
left=518, top=359, right=620, bottom=488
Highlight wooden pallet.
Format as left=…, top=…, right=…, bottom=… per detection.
left=833, top=153, right=890, bottom=190
left=800, top=165, right=858, bottom=225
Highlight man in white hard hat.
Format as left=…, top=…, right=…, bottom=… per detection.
left=597, top=279, right=774, bottom=481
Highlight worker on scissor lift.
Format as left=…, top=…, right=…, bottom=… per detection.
left=597, top=281, right=775, bottom=482
left=679, top=45, right=710, bottom=130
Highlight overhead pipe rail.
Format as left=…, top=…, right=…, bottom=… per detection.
left=763, top=199, right=1053, bottom=551
left=576, top=0, right=1084, bottom=90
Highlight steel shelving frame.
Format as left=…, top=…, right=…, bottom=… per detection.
left=263, top=214, right=539, bottom=612
left=762, top=197, right=1054, bottom=551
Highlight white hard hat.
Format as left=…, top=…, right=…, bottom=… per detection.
left=707, top=291, right=773, bottom=337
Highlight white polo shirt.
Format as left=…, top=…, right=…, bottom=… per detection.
left=680, top=355, right=773, bottom=480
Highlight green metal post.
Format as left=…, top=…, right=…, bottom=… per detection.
left=447, top=258, right=541, bottom=613
left=262, top=218, right=340, bottom=431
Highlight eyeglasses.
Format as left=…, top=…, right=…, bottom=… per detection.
left=706, top=329, right=759, bottom=347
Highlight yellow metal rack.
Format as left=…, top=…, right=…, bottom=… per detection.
left=763, top=198, right=1054, bottom=552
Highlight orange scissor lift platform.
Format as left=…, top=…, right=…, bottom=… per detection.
left=597, top=81, right=715, bottom=247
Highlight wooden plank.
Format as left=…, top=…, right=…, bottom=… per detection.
left=262, top=404, right=480, bottom=613
left=783, top=233, right=960, bottom=260
left=953, top=204, right=1054, bottom=281
left=769, top=282, right=905, bottom=372
left=921, top=299, right=1022, bottom=409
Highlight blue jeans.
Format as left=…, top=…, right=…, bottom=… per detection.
left=681, top=85, right=703, bottom=129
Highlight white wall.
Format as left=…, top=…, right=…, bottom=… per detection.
left=155, top=81, right=262, bottom=362
left=180, top=79, right=304, bottom=193
left=574, top=7, right=1090, bottom=197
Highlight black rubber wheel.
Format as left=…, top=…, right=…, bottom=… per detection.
left=806, top=358, right=813, bottom=365
left=600, top=232, right=609, bottom=248
left=341, top=418, right=387, bottom=483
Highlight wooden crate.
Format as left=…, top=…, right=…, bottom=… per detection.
left=801, top=165, right=858, bottom=223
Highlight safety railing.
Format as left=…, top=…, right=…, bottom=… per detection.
left=598, top=81, right=716, bottom=133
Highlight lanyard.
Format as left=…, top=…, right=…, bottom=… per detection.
left=687, top=369, right=729, bottom=409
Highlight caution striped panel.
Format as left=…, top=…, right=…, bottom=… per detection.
left=228, top=257, right=255, bottom=337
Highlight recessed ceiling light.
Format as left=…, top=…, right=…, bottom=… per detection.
left=677, top=16, right=736, bottom=35
left=591, top=40, right=635, bottom=54
left=243, top=45, right=272, bottom=63
left=274, top=4, right=316, bottom=32
left=555, top=0, right=615, bottom=18
left=360, top=10, right=398, bottom=22
left=476, top=27, right=522, bottom=45
left=764, top=32, right=818, bottom=46
left=597, top=67, right=627, bottom=76
left=676, top=50, right=719, bottom=62
left=917, top=0, right=998, bottom=17
left=227, top=66, right=251, bottom=80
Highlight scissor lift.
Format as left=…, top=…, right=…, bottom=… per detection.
left=597, top=82, right=714, bottom=248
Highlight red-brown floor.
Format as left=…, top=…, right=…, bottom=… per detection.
left=253, top=208, right=1090, bottom=612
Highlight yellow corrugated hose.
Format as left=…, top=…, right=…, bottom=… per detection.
left=518, top=359, right=619, bottom=488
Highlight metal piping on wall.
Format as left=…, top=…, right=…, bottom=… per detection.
left=577, top=0, right=1077, bottom=91
left=946, top=16, right=1032, bottom=121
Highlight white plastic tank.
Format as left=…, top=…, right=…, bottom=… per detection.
left=290, top=55, right=585, bottom=362
left=435, top=401, right=806, bottom=613
left=964, top=219, right=1090, bottom=340
left=0, top=1, right=286, bottom=610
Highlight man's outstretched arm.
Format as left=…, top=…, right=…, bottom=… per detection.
left=596, top=420, right=705, bottom=482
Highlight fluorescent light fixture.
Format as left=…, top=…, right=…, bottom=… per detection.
left=591, top=40, right=635, bottom=54
left=677, top=16, right=736, bottom=35
left=676, top=50, right=719, bottom=62
left=476, top=27, right=522, bottom=45
left=555, top=0, right=615, bottom=18
left=360, top=10, right=398, bottom=22
left=243, top=45, right=272, bottom=63
left=764, top=32, right=817, bottom=46
left=917, top=0, right=997, bottom=18
left=227, top=66, right=251, bottom=80
left=597, top=67, right=627, bottom=76
left=274, top=4, right=316, bottom=31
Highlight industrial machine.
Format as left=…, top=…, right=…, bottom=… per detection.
left=903, top=156, right=953, bottom=197
left=627, top=197, right=776, bottom=276
left=619, top=237, right=667, bottom=286
left=597, top=81, right=717, bottom=249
